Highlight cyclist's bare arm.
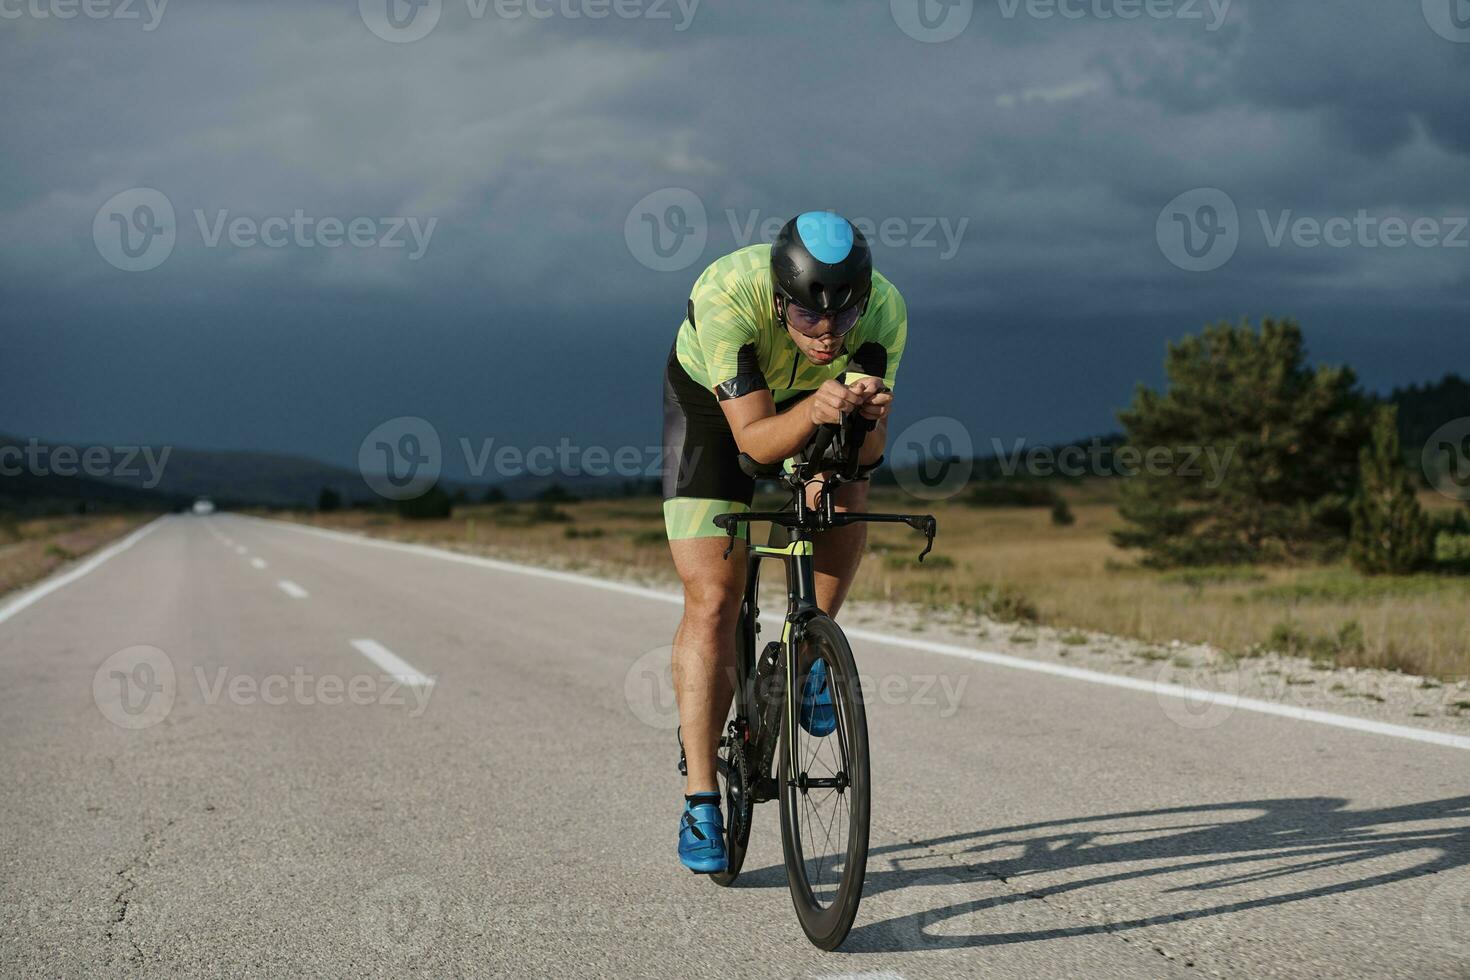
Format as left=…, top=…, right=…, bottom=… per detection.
left=719, top=380, right=873, bottom=464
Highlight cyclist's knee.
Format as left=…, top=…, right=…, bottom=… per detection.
left=680, top=582, right=741, bottom=630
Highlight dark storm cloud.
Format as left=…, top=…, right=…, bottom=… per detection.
left=1, top=0, right=1466, bottom=465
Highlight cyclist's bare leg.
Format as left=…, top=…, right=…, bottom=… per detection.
left=806, top=477, right=869, bottom=618
left=668, top=536, right=746, bottom=795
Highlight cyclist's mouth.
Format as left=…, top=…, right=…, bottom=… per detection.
left=808, top=348, right=838, bottom=364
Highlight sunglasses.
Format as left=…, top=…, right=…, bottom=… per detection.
left=781, top=298, right=865, bottom=338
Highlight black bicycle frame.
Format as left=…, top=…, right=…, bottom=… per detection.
left=714, top=448, right=937, bottom=801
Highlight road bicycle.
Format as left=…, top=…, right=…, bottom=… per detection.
left=679, top=413, right=938, bottom=949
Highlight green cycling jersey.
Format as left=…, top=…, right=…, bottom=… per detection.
left=673, top=244, right=908, bottom=402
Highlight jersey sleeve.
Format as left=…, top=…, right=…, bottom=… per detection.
left=843, top=282, right=907, bottom=391
left=689, top=269, right=767, bottom=401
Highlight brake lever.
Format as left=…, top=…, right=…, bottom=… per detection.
left=723, top=526, right=737, bottom=560
left=905, top=515, right=937, bottom=562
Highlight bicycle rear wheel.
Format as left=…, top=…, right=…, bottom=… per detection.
left=711, top=574, right=758, bottom=887
left=778, top=614, right=870, bottom=949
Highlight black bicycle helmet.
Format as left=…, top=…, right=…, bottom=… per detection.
left=770, top=211, right=872, bottom=314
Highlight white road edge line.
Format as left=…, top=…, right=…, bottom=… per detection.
left=276, top=580, right=309, bottom=599
left=238, top=515, right=1470, bottom=752
left=350, top=638, right=435, bottom=687
left=0, top=517, right=166, bottom=628
left=235, top=545, right=248, bottom=555
left=251, top=558, right=268, bottom=570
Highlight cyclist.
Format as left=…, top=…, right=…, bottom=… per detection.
left=661, top=211, right=907, bottom=873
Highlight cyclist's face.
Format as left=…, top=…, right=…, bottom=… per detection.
left=785, top=319, right=844, bottom=365
left=779, top=298, right=861, bottom=365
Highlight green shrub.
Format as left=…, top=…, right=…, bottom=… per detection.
left=564, top=527, right=605, bottom=539
left=885, top=553, right=954, bottom=570
left=537, top=483, right=579, bottom=504
left=1160, top=566, right=1267, bottom=590
left=966, top=482, right=1060, bottom=508
left=987, top=584, right=1039, bottom=624
left=1434, top=532, right=1470, bottom=571
left=1050, top=499, right=1075, bottom=526
left=397, top=484, right=453, bottom=521
left=1350, top=405, right=1433, bottom=574
left=1268, top=619, right=1309, bottom=656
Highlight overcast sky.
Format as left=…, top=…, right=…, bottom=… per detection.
left=2, top=0, right=1467, bottom=476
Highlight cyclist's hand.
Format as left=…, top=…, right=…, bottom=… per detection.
left=858, top=387, right=893, bottom=423
left=807, top=379, right=864, bottom=426
left=845, top=377, right=891, bottom=423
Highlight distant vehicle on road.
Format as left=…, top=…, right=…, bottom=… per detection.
left=191, top=497, right=215, bottom=515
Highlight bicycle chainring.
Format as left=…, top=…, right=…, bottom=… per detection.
left=720, top=721, right=754, bottom=848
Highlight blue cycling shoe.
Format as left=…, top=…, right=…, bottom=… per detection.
left=799, top=658, right=837, bottom=737
left=678, top=795, right=727, bottom=874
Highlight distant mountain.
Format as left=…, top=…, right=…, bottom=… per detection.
left=0, top=434, right=190, bottom=514
left=0, top=433, right=659, bottom=510
left=0, top=434, right=362, bottom=510
left=107, top=445, right=368, bottom=508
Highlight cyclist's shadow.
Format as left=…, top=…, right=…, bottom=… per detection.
left=739, top=794, right=1470, bottom=951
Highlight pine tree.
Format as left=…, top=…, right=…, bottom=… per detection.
left=1113, top=318, right=1369, bottom=566
left=1349, top=405, right=1433, bottom=575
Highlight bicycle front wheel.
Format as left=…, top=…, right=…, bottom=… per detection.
left=778, top=614, right=870, bottom=950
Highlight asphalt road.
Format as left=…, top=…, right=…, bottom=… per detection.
left=1, top=513, right=1466, bottom=979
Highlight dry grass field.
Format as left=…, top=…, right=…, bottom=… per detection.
left=272, top=482, right=1470, bottom=682
left=0, top=513, right=153, bottom=599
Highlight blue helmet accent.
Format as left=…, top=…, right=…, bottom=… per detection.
left=795, top=211, right=854, bottom=265
left=771, top=211, right=873, bottom=315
